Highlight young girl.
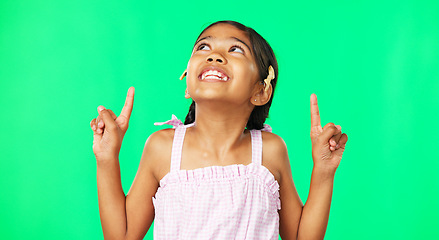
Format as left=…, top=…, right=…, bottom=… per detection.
left=90, top=21, right=348, bottom=240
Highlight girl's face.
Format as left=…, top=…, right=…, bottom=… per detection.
left=186, top=23, right=260, bottom=106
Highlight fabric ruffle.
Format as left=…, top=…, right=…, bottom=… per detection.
left=154, top=114, right=184, bottom=128
left=261, top=124, right=272, bottom=133
left=154, top=114, right=273, bottom=133
left=156, top=163, right=281, bottom=210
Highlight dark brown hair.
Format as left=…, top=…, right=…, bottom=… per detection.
left=184, top=20, right=278, bottom=130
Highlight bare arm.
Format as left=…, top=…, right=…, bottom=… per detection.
left=91, top=87, right=135, bottom=239
left=91, top=87, right=175, bottom=239
left=91, top=87, right=159, bottom=239
left=297, top=169, right=334, bottom=239
left=96, top=157, right=127, bottom=239
left=295, top=93, right=348, bottom=239
left=279, top=94, right=348, bottom=239
left=124, top=130, right=172, bottom=239
left=95, top=131, right=166, bottom=240
left=264, top=133, right=303, bottom=240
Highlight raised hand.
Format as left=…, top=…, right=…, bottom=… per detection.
left=90, top=87, right=135, bottom=161
left=310, top=93, right=348, bottom=174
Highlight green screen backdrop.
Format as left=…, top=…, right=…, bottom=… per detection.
left=1, top=0, right=438, bottom=239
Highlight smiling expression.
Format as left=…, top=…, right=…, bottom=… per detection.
left=185, top=23, right=261, bottom=105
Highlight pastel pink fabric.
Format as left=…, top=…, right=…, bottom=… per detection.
left=152, top=116, right=281, bottom=239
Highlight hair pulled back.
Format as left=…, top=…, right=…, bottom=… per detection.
left=184, top=20, right=278, bottom=130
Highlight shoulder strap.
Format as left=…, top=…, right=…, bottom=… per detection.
left=170, top=125, right=187, bottom=171
left=155, top=115, right=193, bottom=172
left=250, top=129, right=262, bottom=165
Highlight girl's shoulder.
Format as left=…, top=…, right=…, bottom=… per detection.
left=142, top=128, right=176, bottom=183
left=261, top=131, right=289, bottom=183
left=146, top=128, right=176, bottom=144
left=261, top=131, right=288, bottom=155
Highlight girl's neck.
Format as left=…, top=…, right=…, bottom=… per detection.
left=190, top=101, right=253, bottom=151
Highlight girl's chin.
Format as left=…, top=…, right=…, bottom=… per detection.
left=190, top=89, right=250, bottom=104
left=190, top=90, right=226, bottom=100
left=191, top=96, right=226, bottom=102
left=191, top=96, right=248, bottom=106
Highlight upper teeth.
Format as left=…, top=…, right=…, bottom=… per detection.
left=201, top=70, right=228, bottom=81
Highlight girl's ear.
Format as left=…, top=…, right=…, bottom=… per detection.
left=251, top=83, right=272, bottom=106
left=185, top=88, right=191, bottom=99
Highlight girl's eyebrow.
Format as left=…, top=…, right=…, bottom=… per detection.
left=194, top=36, right=253, bottom=54
left=194, top=36, right=212, bottom=46
left=231, top=37, right=253, bottom=54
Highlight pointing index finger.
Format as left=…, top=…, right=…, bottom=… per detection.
left=310, top=93, right=321, bottom=128
left=120, top=87, right=135, bottom=120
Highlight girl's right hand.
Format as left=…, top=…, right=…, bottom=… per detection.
left=90, top=87, right=135, bottom=162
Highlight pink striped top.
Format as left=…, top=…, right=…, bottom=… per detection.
left=152, top=116, right=281, bottom=239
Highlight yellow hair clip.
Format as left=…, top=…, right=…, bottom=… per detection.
left=180, top=70, right=187, bottom=81
left=264, top=65, right=275, bottom=92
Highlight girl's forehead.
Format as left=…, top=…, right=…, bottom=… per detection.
left=198, top=24, right=251, bottom=46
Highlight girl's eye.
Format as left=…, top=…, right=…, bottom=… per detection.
left=230, top=45, right=244, bottom=54
left=197, top=44, right=210, bottom=51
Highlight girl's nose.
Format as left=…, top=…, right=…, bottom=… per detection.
left=206, top=53, right=227, bottom=64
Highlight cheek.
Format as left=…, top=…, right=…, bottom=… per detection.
left=247, top=62, right=260, bottom=83
left=186, top=55, right=202, bottom=79
left=185, top=62, right=199, bottom=93
left=186, top=61, right=194, bottom=78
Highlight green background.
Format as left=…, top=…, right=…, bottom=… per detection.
left=1, top=0, right=438, bottom=239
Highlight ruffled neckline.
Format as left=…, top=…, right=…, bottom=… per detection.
left=154, top=114, right=273, bottom=132
left=156, top=162, right=281, bottom=209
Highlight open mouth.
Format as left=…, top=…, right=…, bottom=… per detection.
left=199, top=67, right=229, bottom=81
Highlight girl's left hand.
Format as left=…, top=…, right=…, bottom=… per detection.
left=310, top=94, right=348, bottom=175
